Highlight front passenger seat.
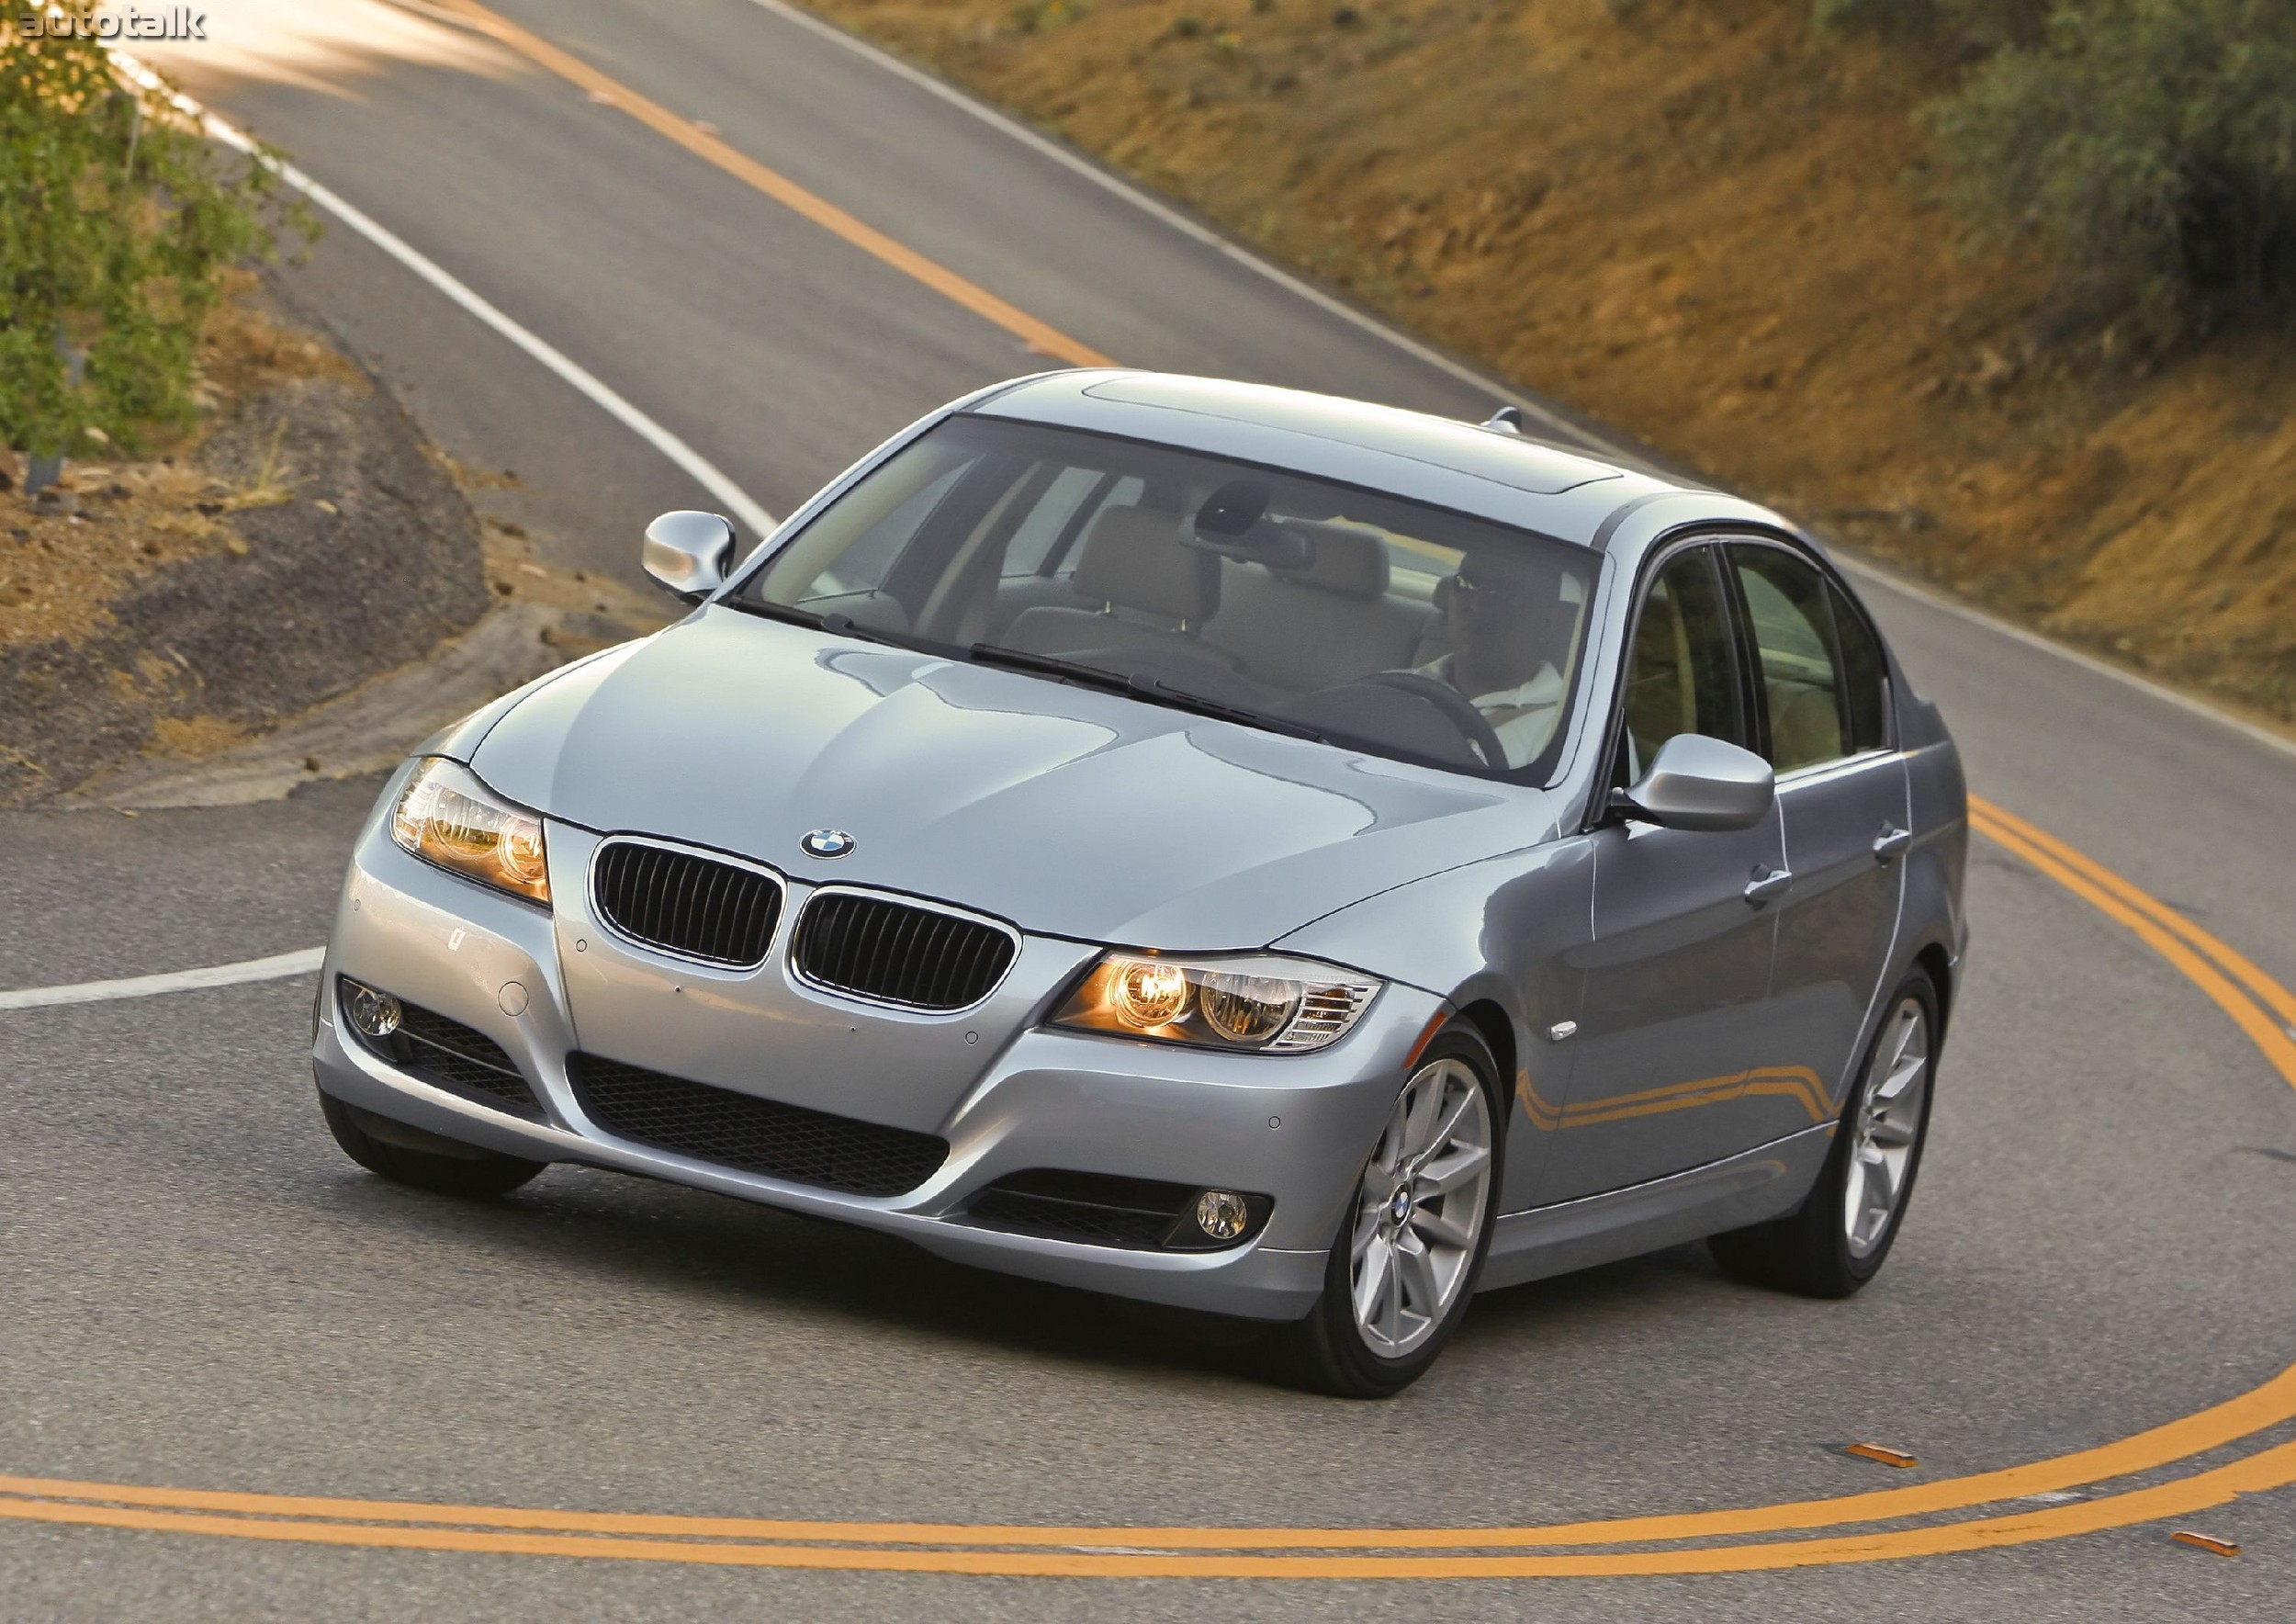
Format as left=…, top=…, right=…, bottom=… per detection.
left=1001, top=507, right=1234, bottom=667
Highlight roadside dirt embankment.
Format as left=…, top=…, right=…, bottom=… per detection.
left=0, top=276, right=662, bottom=807
left=807, top=0, right=2296, bottom=726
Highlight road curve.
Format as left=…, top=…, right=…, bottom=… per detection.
left=3, top=2, right=2292, bottom=1618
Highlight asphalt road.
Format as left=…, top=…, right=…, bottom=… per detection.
left=4, top=2, right=2293, bottom=1617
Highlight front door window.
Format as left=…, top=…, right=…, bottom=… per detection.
left=1617, top=546, right=1754, bottom=784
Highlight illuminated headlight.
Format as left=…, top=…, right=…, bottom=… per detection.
left=1051, top=953, right=1380, bottom=1054
left=389, top=757, right=550, bottom=905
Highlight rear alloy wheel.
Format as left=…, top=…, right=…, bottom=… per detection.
left=1274, top=1026, right=1504, bottom=1397
left=318, top=1088, right=546, bottom=1199
left=1710, top=970, right=1937, bottom=1297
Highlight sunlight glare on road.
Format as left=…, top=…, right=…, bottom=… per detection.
left=129, top=0, right=513, bottom=97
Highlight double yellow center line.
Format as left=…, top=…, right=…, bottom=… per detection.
left=4, top=806, right=2294, bottom=1574
left=430, top=0, right=1114, bottom=370
left=1970, top=795, right=2296, bottom=1092
left=3, top=1429, right=2293, bottom=1574
left=42, top=0, right=2285, bottom=1583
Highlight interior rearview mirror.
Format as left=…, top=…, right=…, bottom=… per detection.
left=1611, top=733, right=1775, bottom=832
left=642, top=510, right=737, bottom=602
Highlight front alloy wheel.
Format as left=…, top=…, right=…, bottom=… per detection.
left=1349, top=1054, right=1495, bottom=1358
left=1275, top=1024, right=1505, bottom=1397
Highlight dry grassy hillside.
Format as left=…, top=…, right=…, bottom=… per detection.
left=806, top=0, right=2296, bottom=725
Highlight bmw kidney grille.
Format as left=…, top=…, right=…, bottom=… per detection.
left=591, top=840, right=782, bottom=967
left=792, top=892, right=1017, bottom=1011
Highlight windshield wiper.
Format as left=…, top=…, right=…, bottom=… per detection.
left=724, top=597, right=827, bottom=631
left=819, top=615, right=968, bottom=659
left=1121, top=677, right=1329, bottom=742
left=964, top=643, right=1134, bottom=693
left=968, top=645, right=1328, bottom=744
left=726, top=599, right=965, bottom=659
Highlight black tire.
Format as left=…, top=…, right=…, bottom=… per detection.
left=318, top=1087, right=547, bottom=1199
left=1709, top=969, right=1939, bottom=1297
left=1271, top=1024, right=1508, bottom=1398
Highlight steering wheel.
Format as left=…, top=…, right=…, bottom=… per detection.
left=1356, top=671, right=1510, bottom=770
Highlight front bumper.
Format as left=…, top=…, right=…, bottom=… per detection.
left=313, top=796, right=1443, bottom=1321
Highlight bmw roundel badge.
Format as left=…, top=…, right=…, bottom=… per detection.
left=800, top=828, right=856, bottom=860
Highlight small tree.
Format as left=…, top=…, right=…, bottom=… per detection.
left=2, top=3, right=311, bottom=465
left=1928, top=0, right=2296, bottom=338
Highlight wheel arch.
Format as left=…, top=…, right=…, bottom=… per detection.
left=1452, top=997, right=1517, bottom=1098
left=1912, top=940, right=1955, bottom=1039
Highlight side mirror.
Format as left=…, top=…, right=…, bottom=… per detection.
left=642, top=510, right=737, bottom=602
left=1611, top=733, right=1774, bottom=832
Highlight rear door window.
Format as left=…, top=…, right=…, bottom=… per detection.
left=1731, top=546, right=1851, bottom=773
left=1829, top=581, right=1892, bottom=754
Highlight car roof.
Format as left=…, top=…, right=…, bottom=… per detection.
left=969, top=370, right=1697, bottom=549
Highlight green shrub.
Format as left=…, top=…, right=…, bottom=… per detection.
left=1814, top=0, right=2051, bottom=49
left=1, top=4, right=310, bottom=462
left=1010, top=0, right=1088, bottom=34
left=1813, top=0, right=1941, bottom=37
left=1930, top=1, right=2296, bottom=336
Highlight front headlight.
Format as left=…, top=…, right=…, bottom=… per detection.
left=1051, top=953, right=1380, bottom=1054
left=389, top=757, right=550, bottom=905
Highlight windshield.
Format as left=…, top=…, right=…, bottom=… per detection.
left=737, top=415, right=1597, bottom=780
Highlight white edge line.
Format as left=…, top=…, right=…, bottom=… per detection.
left=17, top=53, right=778, bottom=1012
left=113, top=51, right=780, bottom=543
left=1835, top=553, right=2296, bottom=765
left=0, top=948, right=326, bottom=1012
left=740, top=0, right=1643, bottom=467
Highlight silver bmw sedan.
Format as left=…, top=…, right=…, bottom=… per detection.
left=313, top=372, right=1967, bottom=1396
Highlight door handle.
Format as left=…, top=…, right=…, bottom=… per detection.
left=1873, top=825, right=1912, bottom=863
left=1744, top=865, right=1794, bottom=905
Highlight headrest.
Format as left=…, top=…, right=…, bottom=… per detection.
left=1274, top=521, right=1390, bottom=600
left=1074, top=506, right=1221, bottom=625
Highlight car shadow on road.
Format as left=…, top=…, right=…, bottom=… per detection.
left=322, top=1157, right=1288, bottom=1389
left=311, top=1153, right=1750, bottom=1396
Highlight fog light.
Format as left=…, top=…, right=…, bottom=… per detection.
left=1194, top=1189, right=1249, bottom=1242
left=344, top=981, right=403, bottom=1039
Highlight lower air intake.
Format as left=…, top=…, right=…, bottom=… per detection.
left=339, top=978, right=543, bottom=1121
left=566, top=1052, right=947, bottom=1198
left=962, top=1169, right=1270, bottom=1252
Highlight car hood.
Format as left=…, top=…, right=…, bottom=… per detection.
left=467, top=605, right=1562, bottom=949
